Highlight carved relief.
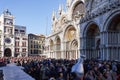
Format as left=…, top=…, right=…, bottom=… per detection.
left=91, top=0, right=102, bottom=9
left=72, top=2, right=85, bottom=20
left=61, top=17, right=67, bottom=25
left=80, top=0, right=120, bottom=23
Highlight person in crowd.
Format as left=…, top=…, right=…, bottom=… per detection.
left=85, top=69, right=96, bottom=80
left=1, top=56, right=120, bottom=80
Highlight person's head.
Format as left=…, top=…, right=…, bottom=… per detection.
left=59, top=72, right=63, bottom=78
left=94, top=66, right=98, bottom=71
left=98, top=73, right=103, bottom=79
left=49, top=77, right=56, bottom=80
left=89, top=69, right=93, bottom=75
left=104, top=70, right=110, bottom=78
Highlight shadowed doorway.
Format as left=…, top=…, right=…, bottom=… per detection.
left=4, top=48, right=12, bottom=57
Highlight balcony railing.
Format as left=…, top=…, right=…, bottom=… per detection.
left=101, top=31, right=120, bottom=46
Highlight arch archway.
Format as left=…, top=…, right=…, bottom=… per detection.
left=107, top=14, right=120, bottom=31
left=4, top=48, right=12, bottom=57
left=64, top=25, right=76, bottom=42
left=103, top=11, right=120, bottom=31
left=56, top=37, right=61, bottom=50
left=55, top=36, right=61, bottom=59
left=72, top=1, right=85, bottom=19
left=69, top=0, right=85, bottom=20
left=49, top=39, right=54, bottom=51
left=49, top=39, right=54, bottom=58
left=64, top=25, right=77, bottom=59
left=104, top=14, right=120, bottom=60
left=86, top=24, right=100, bottom=48
left=71, top=39, right=78, bottom=50
left=70, top=39, right=78, bottom=59
left=84, top=23, right=100, bottom=59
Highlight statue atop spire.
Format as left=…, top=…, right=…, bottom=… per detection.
left=3, top=9, right=12, bottom=15
left=66, top=0, right=72, bottom=9
left=58, top=4, right=63, bottom=15
left=52, top=10, right=56, bottom=21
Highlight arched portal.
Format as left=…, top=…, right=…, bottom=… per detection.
left=64, top=26, right=77, bottom=59
left=56, top=37, right=61, bottom=50
left=72, top=1, right=85, bottom=19
left=85, top=23, right=100, bottom=59
left=50, top=39, right=54, bottom=51
left=107, top=14, right=120, bottom=31
left=105, top=14, right=120, bottom=60
left=86, top=24, right=100, bottom=48
left=70, top=39, right=78, bottom=59
left=65, top=26, right=76, bottom=41
left=55, top=36, right=61, bottom=59
left=4, top=48, right=12, bottom=57
left=49, top=39, right=54, bottom=58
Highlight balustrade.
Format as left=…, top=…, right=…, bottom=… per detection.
left=80, top=31, right=120, bottom=60
left=80, top=49, right=100, bottom=59
left=102, top=31, right=120, bottom=46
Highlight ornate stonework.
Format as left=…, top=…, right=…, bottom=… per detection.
left=45, top=0, right=85, bottom=59
left=81, top=0, right=120, bottom=23
left=80, top=0, right=120, bottom=60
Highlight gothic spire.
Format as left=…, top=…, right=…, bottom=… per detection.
left=52, top=10, right=56, bottom=21
left=58, top=4, right=63, bottom=15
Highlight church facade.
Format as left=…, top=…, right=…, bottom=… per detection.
left=45, top=0, right=85, bottom=59
left=80, top=0, right=120, bottom=60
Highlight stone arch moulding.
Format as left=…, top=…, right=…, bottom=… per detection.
left=70, top=39, right=78, bottom=49
left=63, top=24, right=76, bottom=41
left=55, top=36, right=61, bottom=44
left=82, top=21, right=100, bottom=37
left=103, top=10, right=120, bottom=31
left=70, top=0, right=85, bottom=19
left=49, top=39, right=54, bottom=45
left=63, top=24, right=74, bottom=36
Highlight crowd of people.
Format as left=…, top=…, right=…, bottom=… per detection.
left=0, top=57, right=120, bottom=80
left=15, top=57, right=75, bottom=80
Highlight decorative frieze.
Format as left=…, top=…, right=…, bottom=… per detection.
left=80, top=0, right=120, bottom=23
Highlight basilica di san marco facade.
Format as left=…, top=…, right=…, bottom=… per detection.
left=45, top=0, right=120, bottom=60
left=80, top=0, right=120, bottom=61
left=45, top=0, right=85, bottom=59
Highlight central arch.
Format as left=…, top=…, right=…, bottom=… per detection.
left=84, top=23, right=100, bottom=59
left=64, top=25, right=77, bottom=59
left=107, top=14, right=120, bottom=31
left=86, top=24, right=100, bottom=48
left=4, top=48, right=12, bottom=57
left=104, top=14, right=120, bottom=60
left=72, top=1, right=85, bottom=19
left=64, top=25, right=76, bottom=41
